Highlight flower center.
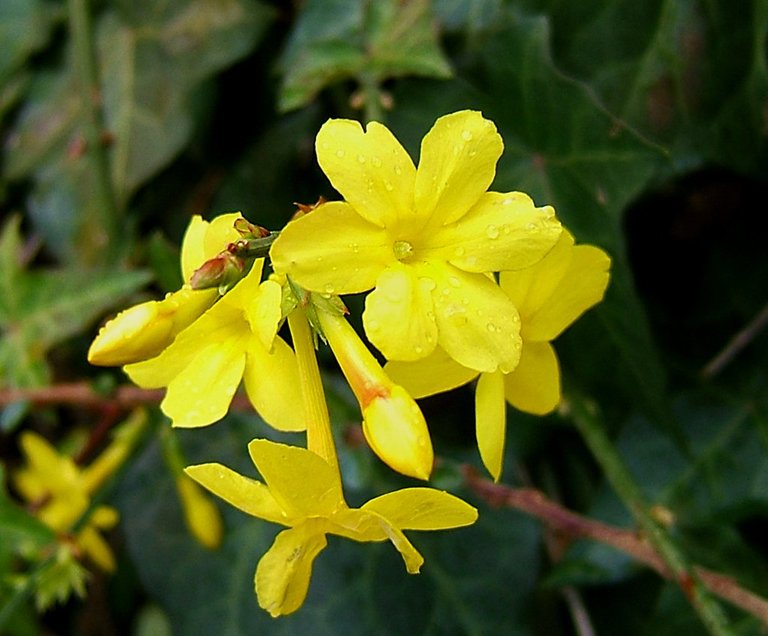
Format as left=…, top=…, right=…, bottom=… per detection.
left=392, top=240, right=414, bottom=261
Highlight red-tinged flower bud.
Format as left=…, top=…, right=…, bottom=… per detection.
left=190, top=251, right=245, bottom=291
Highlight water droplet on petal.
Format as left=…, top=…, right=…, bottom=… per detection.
left=367, top=319, right=380, bottom=331
left=324, top=283, right=335, bottom=294
left=419, top=277, right=436, bottom=291
left=486, top=322, right=497, bottom=333
left=462, top=129, right=473, bottom=141
left=335, top=149, right=345, bottom=158
left=502, top=197, right=514, bottom=206
left=454, top=246, right=466, bottom=257
left=526, top=222, right=537, bottom=230
left=372, top=157, right=382, bottom=167
left=357, top=154, right=366, bottom=164
left=414, top=345, right=424, bottom=355
left=486, top=225, right=500, bottom=239
left=394, top=165, right=402, bottom=175
left=448, top=276, right=461, bottom=288
left=384, top=181, right=394, bottom=192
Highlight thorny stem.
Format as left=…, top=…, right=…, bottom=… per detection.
left=464, top=468, right=768, bottom=627
left=68, top=0, right=119, bottom=265
left=287, top=308, right=340, bottom=480
left=568, top=394, right=734, bottom=636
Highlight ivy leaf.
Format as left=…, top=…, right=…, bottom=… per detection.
left=0, top=216, right=152, bottom=387
left=2, top=0, right=274, bottom=263
left=0, top=0, right=58, bottom=91
left=278, top=0, right=451, bottom=112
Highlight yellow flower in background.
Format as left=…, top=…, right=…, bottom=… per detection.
left=387, top=231, right=611, bottom=480
left=186, top=439, right=478, bottom=617
left=124, top=260, right=305, bottom=431
left=315, top=304, right=433, bottom=480
left=88, top=213, right=242, bottom=366
left=12, top=414, right=145, bottom=572
left=271, top=110, right=562, bottom=374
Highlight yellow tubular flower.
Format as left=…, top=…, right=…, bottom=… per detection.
left=387, top=231, right=611, bottom=480
left=12, top=429, right=135, bottom=573
left=175, top=475, right=223, bottom=549
left=270, top=110, right=562, bottom=373
left=316, top=307, right=433, bottom=480
left=124, top=261, right=305, bottom=431
left=88, top=213, right=243, bottom=366
left=186, top=439, right=478, bottom=617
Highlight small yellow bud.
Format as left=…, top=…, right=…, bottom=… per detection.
left=362, top=385, right=433, bottom=480
left=176, top=475, right=223, bottom=549
left=316, top=308, right=434, bottom=480
left=88, top=287, right=216, bottom=366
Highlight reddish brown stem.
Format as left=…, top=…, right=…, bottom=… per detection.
left=463, top=466, right=768, bottom=626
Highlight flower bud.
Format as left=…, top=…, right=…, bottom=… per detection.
left=362, top=385, right=433, bottom=480
left=87, top=287, right=216, bottom=366
left=189, top=250, right=245, bottom=292
left=176, top=475, right=223, bottom=549
left=316, top=308, right=434, bottom=480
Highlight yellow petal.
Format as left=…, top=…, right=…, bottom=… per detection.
left=269, top=201, right=392, bottom=295
left=247, top=440, right=344, bottom=517
left=362, top=488, right=478, bottom=530
left=430, top=264, right=521, bottom=373
left=184, top=463, right=289, bottom=524
left=315, top=119, right=417, bottom=228
left=516, top=244, right=611, bottom=341
left=363, top=263, right=438, bottom=361
left=16, top=432, right=80, bottom=497
left=414, top=110, right=503, bottom=227
left=181, top=213, right=242, bottom=282
left=162, top=325, right=247, bottom=427
left=503, top=341, right=561, bottom=415
left=362, top=511, right=424, bottom=574
left=245, top=279, right=282, bottom=349
left=175, top=475, right=223, bottom=549
left=385, top=347, right=478, bottom=399
left=255, top=522, right=328, bottom=617
left=244, top=336, right=305, bottom=432
left=77, top=525, right=116, bottom=572
left=89, top=506, right=119, bottom=529
left=475, top=370, right=507, bottom=481
left=423, top=191, right=561, bottom=273
left=362, top=385, right=434, bottom=481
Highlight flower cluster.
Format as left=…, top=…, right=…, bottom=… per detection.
left=87, top=110, right=609, bottom=616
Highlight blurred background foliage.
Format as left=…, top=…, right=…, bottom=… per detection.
left=1, top=0, right=767, bottom=634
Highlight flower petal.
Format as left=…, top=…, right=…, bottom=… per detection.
left=505, top=242, right=611, bottom=341
left=475, top=370, right=507, bottom=481
left=244, top=279, right=282, bottom=349
left=175, top=475, right=223, bottom=549
left=255, top=522, right=328, bottom=617
left=503, top=341, right=560, bottom=415
left=184, top=462, right=289, bottom=524
left=244, top=336, right=305, bottom=432
left=181, top=213, right=242, bottom=282
left=315, top=118, right=417, bottom=228
left=270, top=201, right=392, bottom=295
left=414, top=110, right=503, bottom=227
left=247, top=440, right=344, bottom=517
left=162, top=331, right=247, bottom=428
left=363, top=511, right=424, bottom=574
left=363, top=263, right=438, bottom=361
left=430, top=264, right=521, bottom=373
left=362, top=488, right=478, bottom=530
left=385, top=347, right=478, bottom=399
left=423, top=191, right=561, bottom=273
left=78, top=525, right=116, bottom=572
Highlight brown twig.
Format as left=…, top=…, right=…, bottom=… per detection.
left=0, top=382, right=254, bottom=411
left=463, top=466, right=768, bottom=626
left=702, top=302, right=768, bottom=379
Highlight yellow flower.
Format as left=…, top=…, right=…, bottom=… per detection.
left=315, top=305, right=433, bottom=480
left=88, top=213, right=243, bottom=366
left=123, top=260, right=305, bottom=431
left=12, top=419, right=145, bottom=572
left=387, top=231, right=611, bottom=480
left=270, top=110, right=562, bottom=373
left=186, top=439, right=478, bottom=617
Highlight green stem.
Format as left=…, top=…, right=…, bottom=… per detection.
left=68, top=0, right=118, bottom=265
left=287, top=309, right=340, bottom=480
left=569, top=394, right=733, bottom=636
left=359, top=74, right=385, bottom=124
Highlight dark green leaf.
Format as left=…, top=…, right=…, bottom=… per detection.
left=278, top=0, right=451, bottom=112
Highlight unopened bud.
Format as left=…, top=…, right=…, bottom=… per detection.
left=176, top=475, right=223, bottom=549
left=234, top=217, right=269, bottom=239
left=190, top=251, right=245, bottom=291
